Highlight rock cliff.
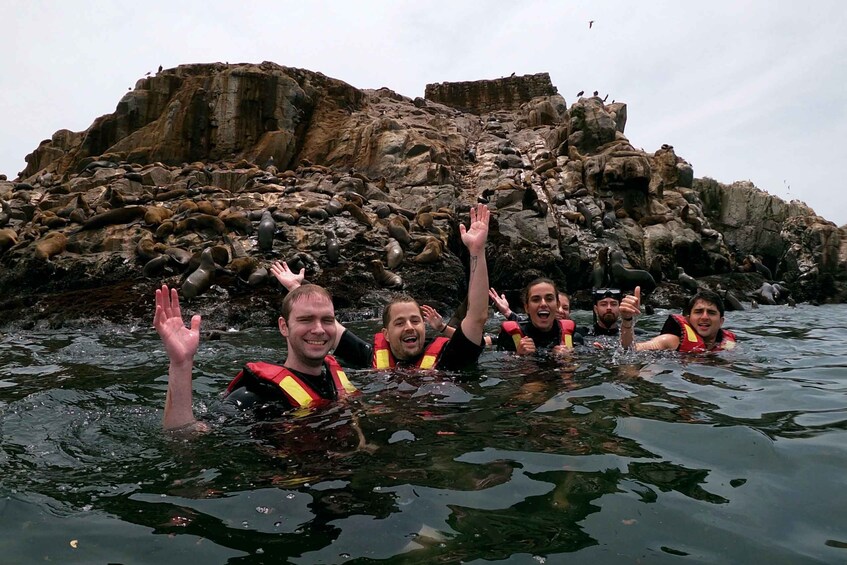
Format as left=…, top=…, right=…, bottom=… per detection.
left=1, top=62, right=843, bottom=328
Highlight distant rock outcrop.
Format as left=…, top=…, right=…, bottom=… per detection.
left=1, top=62, right=842, bottom=328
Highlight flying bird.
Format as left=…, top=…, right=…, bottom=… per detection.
left=589, top=20, right=594, bottom=29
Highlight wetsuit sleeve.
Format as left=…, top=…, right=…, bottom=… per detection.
left=333, top=329, right=374, bottom=369
left=438, top=325, right=485, bottom=371
left=572, top=331, right=585, bottom=345
left=507, top=312, right=519, bottom=322
left=660, top=316, right=682, bottom=338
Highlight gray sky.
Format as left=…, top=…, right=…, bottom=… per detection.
left=2, top=0, right=845, bottom=225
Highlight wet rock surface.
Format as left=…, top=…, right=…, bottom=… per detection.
left=1, top=62, right=843, bottom=329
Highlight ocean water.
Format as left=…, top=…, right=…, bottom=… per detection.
left=1, top=304, right=846, bottom=564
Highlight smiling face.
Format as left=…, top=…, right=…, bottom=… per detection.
left=279, top=293, right=337, bottom=373
left=382, top=300, right=426, bottom=361
left=686, top=298, right=724, bottom=343
left=525, top=282, right=558, bottom=331
left=593, top=297, right=620, bottom=328
left=556, top=292, right=571, bottom=320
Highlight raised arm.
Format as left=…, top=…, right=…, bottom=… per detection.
left=153, top=285, right=206, bottom=431
left=459, top=203, right=490, bottom=346
left=421, top=304, right=455, bottom=337
left=270, top=261, right=347, bottom=349
left=619, top=286, right=680, bottom=351
left=489, top=287, right=513, bottom=319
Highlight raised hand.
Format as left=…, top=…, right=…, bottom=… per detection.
left=270, top=261, right=305, bottom=291
left=489, top=287, right=512, bottom=317
left=154, top=285, right=201, bottom=365
left=460, top=203, right=490, bottom=255
left=421, top=304, right=446, bottom=332
left=620, top=286, right=642, bottom=320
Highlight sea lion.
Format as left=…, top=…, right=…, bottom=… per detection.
left=754, top=282, right=777, bottom=305
left=325, top=229, right=340, bottom=265
left=748, top=255, right=773, bottom=280
left=411, top=237, right=443, bottom=264
left=247, top=266, right=269, bottom=286
left=78, top=205, right=147, bottom=231
left=181, top=247, right=216, bottom=299
left=562, top=210, right=584, bottom=224
left=388, top=216, right=411, bottom=248
left=219, top=208, right=253, bottom=235
left=136, top=233, right=163, bottom=263
left=601, top=200, right=616, bottom=229
left=325, top=197, right=345, bottom=216
left=144, top=206, right=173, bottom=226
left=155, top=188, right=189, bottom=202
left=787, top=297, right=796, bottom=308
left=191, top=214, right=226, bottom=235
left=343, top=201, right=372, bottom=227
left=165, top=247, right=192, bottom=268
left=155, top=220, right=175, bottom=239
left=751, top=299, right=759, bottom=309
left=0, top=228, right=17, bottom=253
left=676, top=267, right=700, bottom=293
left=142, top=254, right=170, bottom=278
left=591, top=247, right=608, bottom=288
left=374, top=203, right=392, bottom=219
left=773, top=282, right=790, bottom=302
left=34, top=232, right=68, bottom=260
left=257, top=210, right=276, bottom=252
left=648, top=255, right=665, bottom=285
left=415, top=211, right=434, bottom=231
left=370, top=259, right=403, bottom=288
left=385, top=238, right=404, bottom=269
left=608, top=250, right=657, bottom=293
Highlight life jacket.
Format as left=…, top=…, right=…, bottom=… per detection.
left=372, top=334, right=450, bottom=369
left=671, top=314, right=737, bottom=352
left=225, top=355, right=357, bottom=408
left=501, top=319, right=575, bottom=350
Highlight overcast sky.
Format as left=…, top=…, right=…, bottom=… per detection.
left=2, top=0, right=845, bottom=225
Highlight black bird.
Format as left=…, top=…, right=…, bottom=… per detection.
left=593, top=90, right=599, bottom=96
left=603, top=94, right=609, bottom=102
left=158, top=64, right=163, bottom=73
left=589, top=20, right=594, bottom=29
left=576, top=90, right=584, bottom=97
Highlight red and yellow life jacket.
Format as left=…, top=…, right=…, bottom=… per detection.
left=671, top=314, right=737, bottom=352
left=501, top=319, right=575, bottom=350
left=225, top=355, right=357, bottom=408
left=372, top=334, right=450, bottom=370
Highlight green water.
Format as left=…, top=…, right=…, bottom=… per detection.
left=1, top=305, right=847, bottom=563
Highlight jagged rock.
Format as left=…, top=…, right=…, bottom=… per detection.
left=0, top=62, right=841, bottom=328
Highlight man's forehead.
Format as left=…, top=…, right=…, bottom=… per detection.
left=388, top=301, right=420, bottom=319
left=691, top=299, right=719, bottom=311
left=290, top=294, right=334, bottom=314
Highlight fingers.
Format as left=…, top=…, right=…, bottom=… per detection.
left=190, top=314, right=201, bottom=333
left=635, top=286, right=641, bottom=304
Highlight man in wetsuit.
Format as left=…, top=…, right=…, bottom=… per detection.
left=620, top=287, right=737, bottom=352
left=154, top=283, right=356, bottom=431
left=495, top=278, right=575, bottom=356
left=271, top=203, right=491, bottom=371
left=576, top=288, right=623, bottom=338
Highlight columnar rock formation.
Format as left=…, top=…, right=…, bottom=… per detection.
left=0, top=62, right=842, bottom=328
left=425, top=73, right=558, bottom=114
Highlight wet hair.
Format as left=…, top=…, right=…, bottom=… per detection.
left=522, top=277, right=560, bottom=306
left=281, top=284, right=333, bottom=321
left=683, top=290, right=725, bottom=317
left=382, top=294, right=421, bottom=327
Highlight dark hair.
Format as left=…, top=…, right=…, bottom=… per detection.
left=592, top=288, right=622, bottom=304
left=382, top=294, right=421, bottom=327
left=281, top=284, right=333, bottom=321
left=522, top=278, right=559, bottom=306
left=683, top=290, right=725, bottom=317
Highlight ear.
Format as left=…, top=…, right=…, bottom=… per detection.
left=381, top=327, right=389, bottom=337
left=279, top=316, right=289, bottom=338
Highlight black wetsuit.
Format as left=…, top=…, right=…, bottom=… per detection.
left=334, top=327, right=483, bottom=371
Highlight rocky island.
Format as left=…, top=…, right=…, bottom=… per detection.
left=1, top=61, right=844, bottom=329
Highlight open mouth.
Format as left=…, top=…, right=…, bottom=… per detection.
left=402, top=334, right=418, bottom=344
left=537, top=310, right=551, bottom=320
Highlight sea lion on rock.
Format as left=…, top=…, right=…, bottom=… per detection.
left=754, top=282, right=777, bottom=305
left=601, top=200, right=616, bottom=229
left=257, top=210, right=276, bottom=252
left=717, top=285, right=745, bottom=311
left=248, top=266, right=269, bottom=286
left=219, top=208, right=253, bottom=235
left=34, top=232, right=68, bottom=261
left=388, top=216, right=411, bottom=248
left=79, top=205, right=147, bottom=231
left=747, top=255, right=773, bottom=280
left=144, top=206, right=173, bottom=226
left=181, top=247, right=216, bottom=299
left=675, top=267, right=700, bottom=293
left=608, top=250, right=657, bottom=293
left=325, top=229, right=340, bottom=265
left=591, top=247, right=608, bottom=288
left=136, top=233, right=163, bottom=263
left=343, top=201, right=372, bottom=227
left=385, top=238, right=404, bottom=269
left=0, top=228, right=17, bottom=253
left=370, top=259, right=403, bottom=288
left=142, top=254, right=170, bottom=278
left=411, top=237, right=443, bottom=264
